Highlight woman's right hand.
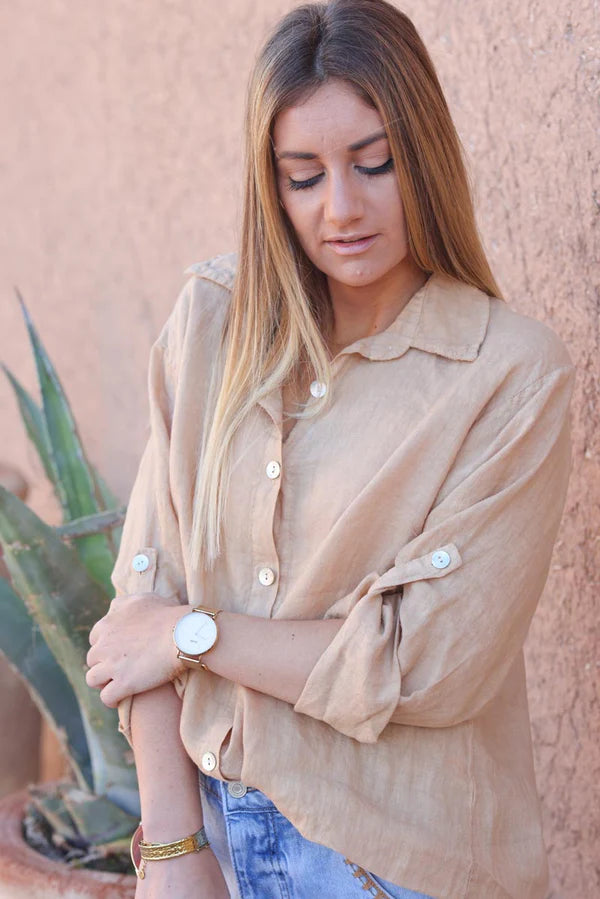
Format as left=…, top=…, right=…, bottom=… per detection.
left=134, top=846, right=230, bottom=898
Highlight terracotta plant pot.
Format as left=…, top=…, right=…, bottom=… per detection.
left=0, top=786, right=136, bottom=899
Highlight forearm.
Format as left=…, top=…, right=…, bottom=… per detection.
left=194, top=611, right=344, bottom=704
left=130, top=681, right=204, bottom=841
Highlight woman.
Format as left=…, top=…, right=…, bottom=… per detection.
left=85, top=1, right=575, bottom=897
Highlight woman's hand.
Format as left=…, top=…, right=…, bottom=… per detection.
left=134, top=847, right=230, bottom=899
left=85, top=592, right=191, bottom=708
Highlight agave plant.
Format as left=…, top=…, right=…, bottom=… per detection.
left=0, top=288, right=141, bottom=873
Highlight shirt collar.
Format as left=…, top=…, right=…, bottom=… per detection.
left=335, top=272, right=491, bottom=363
left=189, top=256, right=490, bottom=364
left=255, top=273, right=490, bottom=429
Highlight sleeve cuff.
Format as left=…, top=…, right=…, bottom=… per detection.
left=117, top=695, right=134, bottom=750
left=292, top=544, right=463, bottom=741
left=172, top=668, right=190, bottom=701
left=293, top=577, right=402, bottom=743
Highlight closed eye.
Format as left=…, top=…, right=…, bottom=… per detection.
left=355, top=157, right=394, bottom=177
left=286, top=157, right=394, bottom=192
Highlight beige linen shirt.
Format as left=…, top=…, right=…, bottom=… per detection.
left=111, top=252, right=575, bottom=899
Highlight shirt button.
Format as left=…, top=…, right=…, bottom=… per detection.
left=227, top=781, right=248, bottom=798
left=132, top=553, right=150, bottom=573
left=309, top=380, right=327, bottom=398
left=258, top=567, right=276, bottom=586
left=201, top=751, right=217, bottom=772
left=266, top=460, right=281, bottom=479
left=431, top=550, right=451, bottom=569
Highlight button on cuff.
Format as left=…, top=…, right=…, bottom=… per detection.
left=132, top=553, right=150, bottom=572
left=431, top=550, right=451, bottom=569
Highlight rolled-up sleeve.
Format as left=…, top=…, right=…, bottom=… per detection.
left=109, top=279, right=193, bottom=749
left=292, top=364, right=575, bottom=742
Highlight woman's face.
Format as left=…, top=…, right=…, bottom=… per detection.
left=272, top=79, right=413, bottom=292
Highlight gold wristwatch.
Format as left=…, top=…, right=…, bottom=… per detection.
left=172, top=605, right=222, bottom=669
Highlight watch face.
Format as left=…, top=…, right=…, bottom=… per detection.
left=174, top=611, right=217, bottom=655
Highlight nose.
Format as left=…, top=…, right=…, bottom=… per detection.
left=323, top=169, right=364, bottom=228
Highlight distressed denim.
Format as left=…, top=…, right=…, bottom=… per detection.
left=198, top=769, right=435, bottom=899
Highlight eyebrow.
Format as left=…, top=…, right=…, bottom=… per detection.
left=274, top=128, right=389, bottom=160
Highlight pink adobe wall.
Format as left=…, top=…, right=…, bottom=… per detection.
left=0, top=2, right=597, bottom=896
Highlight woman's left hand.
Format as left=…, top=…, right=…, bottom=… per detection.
left=85, top=593, right=190, bottom=708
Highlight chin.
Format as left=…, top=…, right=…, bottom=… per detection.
left=326, top=260, right=390, bottom=288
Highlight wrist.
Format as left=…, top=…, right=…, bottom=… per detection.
left=167, top=605, right=196, bottom=675
left=172, top=605, right=224, bottom=671
left=140, top=789, right=204, bottom=839
left=131, top=820, right=211, bottom=880
left=140, top=815, right=205, bottom=843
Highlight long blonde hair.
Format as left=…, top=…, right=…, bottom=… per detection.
left=191, top=0, right=503, bottom=572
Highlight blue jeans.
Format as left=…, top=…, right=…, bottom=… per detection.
left=198, top=770, right=434, bottom=899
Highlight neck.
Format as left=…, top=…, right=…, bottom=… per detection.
left=325, top=257, right=429, bottom=352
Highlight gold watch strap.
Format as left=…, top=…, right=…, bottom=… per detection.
left=192, top=605, right=221, bottom=618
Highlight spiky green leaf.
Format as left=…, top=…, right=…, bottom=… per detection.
left=1, top=363, right=54, bottom=484
left=0, top=486, right=139, bottom=814
left=0, top=574, right=92, bottom=790
left=55, top=507, right=126, bottom=540
left=14, top=289, right=116, bottom=595
left=27, top=789, right=79, bottom=841
left=61, top=784, right=139, bottom=844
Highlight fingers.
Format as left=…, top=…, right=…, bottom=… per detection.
left=85, top=663, right=124, bottom=709
left=88, top=616, right=105, bottom=646
left=99, top=680, right=122, bottom=709
left=86, top=644, right=96, bottom=667
left=85, top=662, right=111, bottom=690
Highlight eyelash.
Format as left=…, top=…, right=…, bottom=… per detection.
left=285, top=157, right=395, bottom=192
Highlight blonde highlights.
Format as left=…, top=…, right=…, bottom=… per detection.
left=190, top=0, right=503, bottom=572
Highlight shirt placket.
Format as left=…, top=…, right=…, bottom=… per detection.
left=249, top=387, right=284, bottom=618
left=251, top=355, right=355, bottom=620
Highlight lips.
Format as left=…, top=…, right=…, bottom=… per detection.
left=326, top=234, right=372, bottom=242
left=325, top=234, right=378, bottom=255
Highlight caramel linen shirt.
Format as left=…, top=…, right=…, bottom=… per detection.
left=111, top=253, right=575, bottom=899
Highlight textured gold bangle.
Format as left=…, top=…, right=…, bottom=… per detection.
left=130, top=822, right=210, bottom=879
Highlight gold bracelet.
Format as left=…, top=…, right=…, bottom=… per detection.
left=130, top=821, right=210, bottom=879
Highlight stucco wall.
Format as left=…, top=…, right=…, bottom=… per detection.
left=1, top=2, right=597, bottom=896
